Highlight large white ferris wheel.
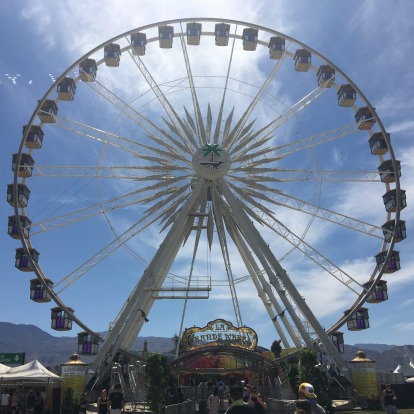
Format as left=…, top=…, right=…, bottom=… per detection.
left=9, top=18, right=406, bottom=383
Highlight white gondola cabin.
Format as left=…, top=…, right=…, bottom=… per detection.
left=375, top=250, right=401, bottom=273
left=23, top=125, right=44, bottom=150
left=7, top=184, right=30, bottom=208
left=79, top=58, right=97, bottom=82
left=355, top=107, right=376, bottom=130
left=104, top=43, right=121, bottom=67
left=345, top=307, right=369, bottom=331
left=8, top=215, right=32, bottom=239
left=378, top=159, right=401, bottom=183
left=382, top=189, right=407, bottom=213
left=51, top=307, right=74, bottom=331
left=12, top=153, right=34, bottom=178
left=30, top=278, right=54, bottom=302
left=57, top=77, right=76, bottom=101
left=268, top=36, right=285, bottom=59
left=159, top=25, right=174, bottom=48
left=294, top=49, right=311, bottom=72
left=242, top=28, right=258, bottom=51
left=329, top=332, right=345, bottom=354
left=38, top=100, right=58, bottom=123
left=187, top=22, right=201, bottom=45
left=215, top=23, right=230, bottom=46
left=15, top=247, right=39, bottom=272
left=369, top=132, right=389, bottom=156
left=363, top=280, right=388, bottom=303
left=131, top=32, right=147, bottom=56
left=337, top=84, right=356, bottom=107
left=78, top=332, right=99, bottom=355
left=382, top=219, right=406, bottom=243
left=317, top=65, right=335, bottom=87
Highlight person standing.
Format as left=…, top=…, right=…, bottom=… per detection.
left=298, top=383, right=326, bottom=414
left=248, top=388, right=266, bottom=414
left=109, top=385, right=124, bottom=414
left=382, top=384, right=397, bottom=414
left=225, top=385, right=256, bottom=414
left=97, top=390, right=110, bottom=414
left=1, top=390, right=10, bottom=414
left=207, top=389, right=220, bottom=414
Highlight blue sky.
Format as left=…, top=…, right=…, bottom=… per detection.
left=1, top=0, right=414, bottom=356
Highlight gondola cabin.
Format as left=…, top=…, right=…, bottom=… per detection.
left=242, top=28, right=258, bottom=51
left=369, top=132, right=389, bottom=156
left=23, top=125, right=44, bottom=150
left=317, top=65, right=335, bottom=87
left=8, top=215, right=32, bottom=239
left=131, top=32, right=147, bottom=56
left=7, top=184, right=30, bottom=208
left=78, top=332, right=99, bottom=355
left=12, top=153, right=34, bottom=178
left=382, top=219, right=406, bottom=243
left=38, top=100, right=58, bottom=123
left=375, top=250, right=401, bottom=273
left=344, top=307, right=369, bottom=331
left=215, top=23, right=230, bottom=46
left=57, top=77, right=76, bottom=101
left=363, top=280, right=388, bottom=303
left=382, top=189, right=407, bottom=213
left=30, top=278, right=53, bottom=302
left=294, top=49, right=311, bottom=72
left=355, top=107, right=376, bottom=130
left=159, top=25, right=174, bottom=48
left=187, top=22, right=201, bottom=45
left=104, top=43, right=121, bottom=67
left=51, top=307, right=74, bottom=331
left=79, top=58, right=97, bottom=82
left=337, top=84, right=356, bottom=107
left=329, top=332, right=345, bottom=353
left=268, top=36, right=285, bottom=59
left=15, top=247, right=39, bottom=272
left=378, top=159, right=401, bottom=183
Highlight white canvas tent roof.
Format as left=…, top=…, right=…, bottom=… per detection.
left=393, top=360, right=414, bottom=376
left=0, top=359, right=62, bottom=382
left=0, top=363, right=11, bottom=374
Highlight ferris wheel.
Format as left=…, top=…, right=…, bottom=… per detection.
left=9, top=18, right=406, bottom=382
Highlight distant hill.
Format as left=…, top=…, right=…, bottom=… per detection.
left=1, top=322, right=413, bottom=373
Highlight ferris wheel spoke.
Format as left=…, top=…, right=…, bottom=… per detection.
left=127, top=50, right=199, bottom=151
left=179, top=23, right=207, bottom=145
left=79, top=68, right=195, bottom=158
left=223, top=53, right=287, bottom=150
left=229, top=82, right=330, bottom=158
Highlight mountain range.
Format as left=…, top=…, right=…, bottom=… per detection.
left=1, top=322, right=413, bottom=373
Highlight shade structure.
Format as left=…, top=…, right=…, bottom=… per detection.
left=0, top=359, right=62, bottom=382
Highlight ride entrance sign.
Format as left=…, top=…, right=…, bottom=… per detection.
left=182, top=319, right=257, bottom=351
left=0, top=352, right=25, bottom=365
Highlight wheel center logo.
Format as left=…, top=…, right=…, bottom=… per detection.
left=192, top=144, right=231, bottom=180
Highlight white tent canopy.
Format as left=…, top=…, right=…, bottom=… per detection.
left=393, top=360, right=414, bottom=376
left=0, top=363, right=11, bottom=374
left=0, top=359, right=62, bottom=382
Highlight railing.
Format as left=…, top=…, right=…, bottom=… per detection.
left=165, top=400, right=195, bottom=414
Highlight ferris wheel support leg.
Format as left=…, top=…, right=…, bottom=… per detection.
left=218, top=179, right=347, bottom=370
left=223, top=209, right=293, bottom=348
left=90, top=180, right=206, bottom=385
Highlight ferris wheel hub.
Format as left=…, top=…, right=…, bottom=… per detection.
left=192, top=143, right=231, bottom=180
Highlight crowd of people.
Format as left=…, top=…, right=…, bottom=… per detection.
left=0, top=389, right=46, bottom=414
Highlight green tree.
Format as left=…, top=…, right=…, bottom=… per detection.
left=271, top=339, right=282, bottom=358
left=297, top=348, right=331, bottom=409
left=146, top=353, right=174, bottom=414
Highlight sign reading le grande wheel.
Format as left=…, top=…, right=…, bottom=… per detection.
left=182, top=319, right=257, bottom=351
left=0, top=353, right=25, bottom=365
